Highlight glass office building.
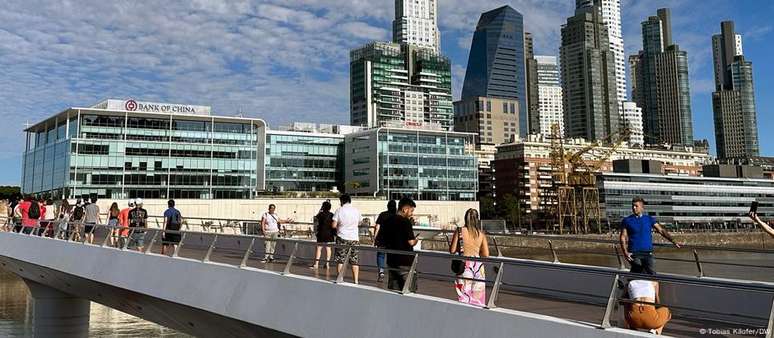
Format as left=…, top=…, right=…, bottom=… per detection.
left=22, top=100, right=266, bottom=199
left=599, top=172, right=774, bottom=226
left=264, top=129, right=345, bottom=193
left=344, top=128, right=478, bottom=201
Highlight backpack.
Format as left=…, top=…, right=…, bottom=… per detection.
left=167, top=209, right=181, bottom=227
left=72, top=206, right=84, bottom=221
left=28, top=202, right=41, bottom=220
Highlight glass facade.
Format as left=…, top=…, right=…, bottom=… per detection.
left=345, top=129, right=478, bottom=201
left=265, top=131, right=344, bottom=192
left=599, top=173, right=774, bottom=226
left=22, top=109, right=265, bottom=199
left=461, top=6, right=527, bottom=136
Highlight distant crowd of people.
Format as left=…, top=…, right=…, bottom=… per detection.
left=0, top=196, right=183, bottom=254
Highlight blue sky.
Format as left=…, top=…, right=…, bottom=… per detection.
left=0, top=0, right=771, bottom=185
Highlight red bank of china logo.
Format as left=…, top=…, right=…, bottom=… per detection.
left=125, top=100, right=138, bottom=111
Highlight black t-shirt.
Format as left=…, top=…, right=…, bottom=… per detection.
left=374, top=210, right=395, bottom=247
left=128, top=208, right=148, bottom=228
left=381, top=214, right=416, bottom=267
left=315, top=211, right=334, bottom=236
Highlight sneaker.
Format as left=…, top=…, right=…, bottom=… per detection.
left=260, top=259, right=268, bottom=263
left=377, top=272, right=385, bottom=282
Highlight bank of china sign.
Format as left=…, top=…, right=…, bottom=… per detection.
left=93, top=99, right=211, bottom=115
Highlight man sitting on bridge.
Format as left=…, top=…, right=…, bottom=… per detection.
left=619, top=197, right=682, bottom=275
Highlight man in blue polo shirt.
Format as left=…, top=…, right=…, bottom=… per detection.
left=619, top=197, right=682, bottom=275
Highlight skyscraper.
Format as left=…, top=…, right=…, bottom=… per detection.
left=630, top=8, right=694, bottom=146
left=525, top=32, right=540, bottom=135
left=350, top=42, right=453, bottom=130
left=560, top=5, right=620, bottom=142
left=622, top=101, right=644, bottom=146
left=712, top=21, right=759, bottom=159
left=576, top=0, right=627, bottom=105
left=535, top=55, right=564, bottom=136
left=393, top=0, right=440, bottom=52
left=461, top=6, right=527, bottom=137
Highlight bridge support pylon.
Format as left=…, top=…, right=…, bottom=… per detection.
left=23, top=279, right=90, bottom=338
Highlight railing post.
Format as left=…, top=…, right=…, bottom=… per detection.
left=693, top=249, right=705, bottom=278
left=240, top=238, right=256, bottom=268
left=203, top=235, right=218, bottom=262
left=486, top=262, right=505, bottom=309
left=401, top=253, right=419, bottom=295
left=548, top=240, right=559, bottom=263
left=335, top=247, right=352, bottom=284
left=614, top=245, right=626, bottom=270
left=173, top=233, right=186, bottom=258
left=122, top=228, right=134, bottom=250
left=601, top=274, right=621, bottom=328
left=145, top=230, right=159, bottom=254
left=101, top=226, right=113, bottom=247
left=766, top=297, right=774, bottom=338
left=491, top=237, right=503, bottom=257
left=282, top=242, right=299, bottom=275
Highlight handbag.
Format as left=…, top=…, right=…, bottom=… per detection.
left=451, top=227, right=465, bottom=275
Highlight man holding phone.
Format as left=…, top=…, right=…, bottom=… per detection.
left=619, top=197, right=682, bottom=275
left=748, top=201, right=774, bottom=237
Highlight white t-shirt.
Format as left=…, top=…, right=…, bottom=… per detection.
left=332, top=203, right=361, bottom=241
left=262, top=212, right=280, bottom=232
left=628, top=280, right=656, bottom=299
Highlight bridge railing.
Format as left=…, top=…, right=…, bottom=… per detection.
left=5, top=221, right=774, bottom=337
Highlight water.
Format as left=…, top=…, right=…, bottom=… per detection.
left=0, top=267, right=189, bottom=337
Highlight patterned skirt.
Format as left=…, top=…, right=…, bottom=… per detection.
left=455, top=260, right=486, bottom=306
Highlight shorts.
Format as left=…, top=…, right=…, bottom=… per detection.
left=334, top=237, right=359, bottom=265
left=84, top=223, right=96, bottom=234
left=625, top=304, right=671, bottom=330
left=129, top=232, right=145, bottom=248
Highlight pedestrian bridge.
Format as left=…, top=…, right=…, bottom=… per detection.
left=1, top=226, right=773, bottom=338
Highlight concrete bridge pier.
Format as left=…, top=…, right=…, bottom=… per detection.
left=23, top=280, right=90, bottom=338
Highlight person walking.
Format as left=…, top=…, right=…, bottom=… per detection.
left=107, top=202, right=120, bottom=246
left=70, top=199, right=85, bottom=241
left=162, top=199, right=183, bottom=255
left=117, top=200, right=134, bottom=248
left=261, top=204, right=291, bottom=263
left=381, top=197, right=418, bottom=291
left=331, top=194, right=362, bottom=284
left=310, top=201, right=335, bottom=269
left=18, top=196, right=39, bottom=234
left=82, top=197, right=101, bottom=244
left=624, top=279, right=671, bottom=335
left=56, top=199, right=72, bottom=240
left=42, top=199, right=55, bottom=237
left=449, top=208, right=490, bottom=306
left=619, top=197, right=682, bottom=275
left=373, top=200, right=397, bottom=282
left=128, top=198, right=148, bottom=251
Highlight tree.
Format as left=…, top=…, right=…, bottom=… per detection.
left=498, top=194, right=522, bottom=229
left=479, top=196, right=497, bottom=219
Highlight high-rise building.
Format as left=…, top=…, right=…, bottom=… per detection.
left=350, top=42, right=453, bottom=130
left=630, top=8, right=694, bottom=146
left=576, top=0, right=627, bottom=105
left=560, top=5, right=620, bottom=142
left=453, top=96, right=519, bottom=145
left=461, top=6, right=527, bottom=137
left=535, top=56, right=564, bottom=136
left=393, top=0, right=440, bottom=52
left=622, top=101, right=644, bottom=146
left=525, top=32, right=540, bottom=135
left=712, top=21, right=760, bottom=159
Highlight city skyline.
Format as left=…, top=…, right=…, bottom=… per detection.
left=0, top=0, right=772, bottom=184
